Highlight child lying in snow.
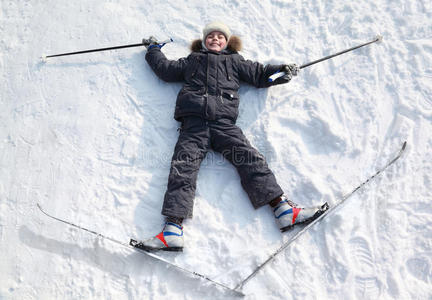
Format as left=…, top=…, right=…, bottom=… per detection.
left=133, top=21, right=328, bottom=252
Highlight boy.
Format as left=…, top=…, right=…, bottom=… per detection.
left=132, top=21, right=328, bottom=252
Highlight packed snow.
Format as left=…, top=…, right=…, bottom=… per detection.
left=1, top=0, right=432, bottom=299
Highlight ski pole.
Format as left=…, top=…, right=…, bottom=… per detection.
left=41, top=38, right=173, bottom=61
left=269, top=35, right=383, bottom=82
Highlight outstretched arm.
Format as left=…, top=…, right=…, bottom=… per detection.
left=145, top=47, right=187, bottom=82
left=236, top=54, right=298, bottom=88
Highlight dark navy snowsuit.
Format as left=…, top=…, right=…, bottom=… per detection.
left=146, top=42, right=286, bottom=218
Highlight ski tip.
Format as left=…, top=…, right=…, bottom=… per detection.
left=231, top=285, right=246, bottom=297
left=402, top=141, right=407, bottom=150
left=234, top=289, right=246, bottom=297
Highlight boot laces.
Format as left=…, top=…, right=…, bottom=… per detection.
left=286, top=199, right=299, bottom=208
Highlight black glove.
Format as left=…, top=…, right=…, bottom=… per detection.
left=275, top=64, right=300, bottom=83
left=142, top=36, right=160, bottom=50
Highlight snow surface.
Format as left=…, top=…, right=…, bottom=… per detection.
left=1, top=0, right=432, bottom=299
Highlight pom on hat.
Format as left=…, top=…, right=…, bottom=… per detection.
left=202, top=21, right=231, bottom=41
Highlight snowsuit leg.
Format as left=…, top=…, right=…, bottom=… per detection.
left=210, top=119, right=284, bottom=208
left=162, top=117, right=209, bottom=219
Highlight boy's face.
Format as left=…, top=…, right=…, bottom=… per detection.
left=205, top=31, right=227, bottom=52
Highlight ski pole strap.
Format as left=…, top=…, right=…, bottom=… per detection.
left=145, top=38, right=174, bottom=50
left=147, top=42, right=170, bottom=50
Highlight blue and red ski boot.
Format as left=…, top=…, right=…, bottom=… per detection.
left=274, top=196, right=329, bottom=232
left=130, top=222, right=184, bottom=252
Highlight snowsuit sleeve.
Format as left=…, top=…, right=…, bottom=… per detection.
left=235, top=54, right=285, bottom=88
left=145, top=48, right=187, bottom=82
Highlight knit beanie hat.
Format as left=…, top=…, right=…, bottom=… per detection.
left=202, top=21, right=231, bottom=41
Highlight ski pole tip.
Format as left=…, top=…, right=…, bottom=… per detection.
left=375, top=34, right=384, bottom=43
left=40, top=55, right=48, bottom=62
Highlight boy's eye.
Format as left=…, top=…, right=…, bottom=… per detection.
left=208, top=34, right=224, bottom=40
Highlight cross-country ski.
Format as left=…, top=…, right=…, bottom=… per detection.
left=36, top=204, right=246, bottom=297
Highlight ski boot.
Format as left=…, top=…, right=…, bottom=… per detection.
left=130, top=222, right=184, bottom=252
left=273, top=196, right=329, bottom=232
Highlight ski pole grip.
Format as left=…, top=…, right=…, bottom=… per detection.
left=268, top=71, right=286, bottom=82
left=161, top=38, right=174, bottom=44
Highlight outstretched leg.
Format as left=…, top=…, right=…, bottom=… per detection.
left=162, top=117, right=210, bottom=219
left=210, top=121, right=283, bottom=208
left=135, top=118, right=210, bottom=252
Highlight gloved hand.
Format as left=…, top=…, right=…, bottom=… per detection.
left=142, top=36, right=162, bottom=50
left=281, top=64, right=300, bottom=82
left=275, top=64, right=300, bottom=83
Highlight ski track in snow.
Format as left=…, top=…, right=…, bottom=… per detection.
left=1, top=0, right=432, bottom=299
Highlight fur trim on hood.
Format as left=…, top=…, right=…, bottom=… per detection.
left=190, top=35, right=242, bottom=53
